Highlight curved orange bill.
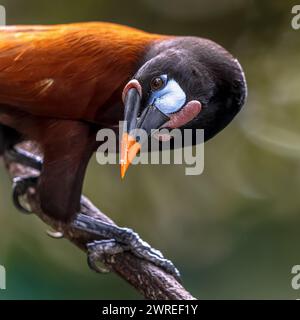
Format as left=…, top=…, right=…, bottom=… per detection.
left=121, top=83, right=170, bottom=179
left=120, top=132, right=141, bottom=179
left=121, top=84, right=142, bottom=179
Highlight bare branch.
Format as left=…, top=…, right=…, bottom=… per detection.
left=2, top=141, right=196, bottom=300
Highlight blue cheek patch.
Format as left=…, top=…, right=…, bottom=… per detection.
left=148, top=79, right=186, bottom=115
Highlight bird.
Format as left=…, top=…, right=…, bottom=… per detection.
left=0, top=22, right=246, bottom=275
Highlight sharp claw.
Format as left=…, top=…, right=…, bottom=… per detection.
left=87, top=248, right=111, bottom=273
left=46, top=230, right=64, bottom=239
left=12, top=189, right=32, bottom=214
left=74, top=214, right=181, bottom=279
left=12, top=176, right=38, bottom=214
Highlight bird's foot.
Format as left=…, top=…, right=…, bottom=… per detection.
left=73, top=213, right=181, bottom=280
left=5, top=147, right=43, bottom=171
left=7, top=147, right=41, bottom=214
left=12, top=176, right=39, bottom=214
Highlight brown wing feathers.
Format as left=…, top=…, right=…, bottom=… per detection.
left=0, top=22, right=164, bottom=220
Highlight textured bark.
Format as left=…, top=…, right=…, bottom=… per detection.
left=2, top=141, right=195, bottom=300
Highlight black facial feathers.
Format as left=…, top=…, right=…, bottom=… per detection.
left=135, top=37, right=247, bottom=142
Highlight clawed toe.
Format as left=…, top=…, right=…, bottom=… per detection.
left=73, top=214, right=181, bottom=279
left=5, top=147, right=42, bottom=171
left=46, top=229, right=64, bottom=239
left=87, top=240, right=121, bottom=273
left=12, top=176, right=39, bottom=214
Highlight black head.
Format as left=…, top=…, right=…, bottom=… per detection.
left=121, top=37, right=247, bottom=177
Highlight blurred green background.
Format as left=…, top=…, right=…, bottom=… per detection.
left=0, top=0, right=299, bottom=299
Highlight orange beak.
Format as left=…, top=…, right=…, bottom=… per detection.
left=120, top=132, right=141, bottom=179
left=120, top=80, right=169, bottom=179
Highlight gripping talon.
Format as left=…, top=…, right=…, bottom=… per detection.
left=87, top=240, right=118, bottom=273
left=73, top=214, right=181, bottom=280
left=87, top=253, right=110, bottom=273
left=12, top=176, right=39, bottom=214
left=5, top=147, right=43, bottom=171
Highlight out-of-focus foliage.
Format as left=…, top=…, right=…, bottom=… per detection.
left=0, top=0, right=299, bottom=299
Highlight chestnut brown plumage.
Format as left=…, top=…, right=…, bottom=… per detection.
left=0, top=22, right=246, bottom=221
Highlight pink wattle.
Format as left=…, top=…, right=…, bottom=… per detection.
left=162, top=100, right=202, bottom=129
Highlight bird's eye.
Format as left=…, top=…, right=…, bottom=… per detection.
left=150, top=77, right=165, bottom=91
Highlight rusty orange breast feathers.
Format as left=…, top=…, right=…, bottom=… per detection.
left=0, top=22, right=165, bottom=122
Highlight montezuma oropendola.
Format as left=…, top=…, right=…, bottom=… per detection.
left=0, top=22, right=247, bottom=276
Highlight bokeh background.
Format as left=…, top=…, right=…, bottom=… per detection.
left=0, top=0, right=299, bottom=299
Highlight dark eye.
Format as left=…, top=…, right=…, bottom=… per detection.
left=150, top=77, right=164, bottom=91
